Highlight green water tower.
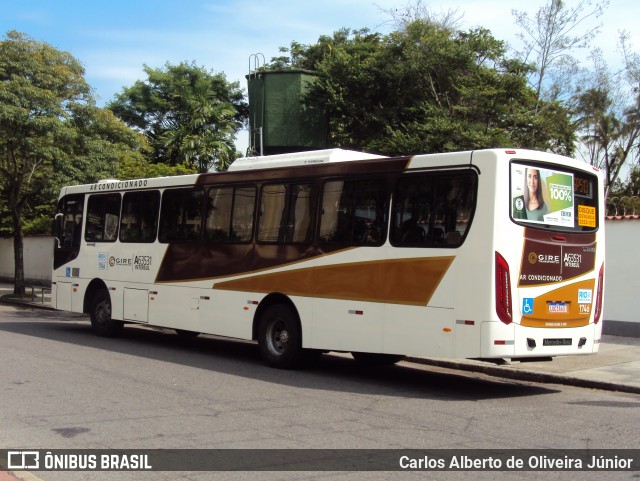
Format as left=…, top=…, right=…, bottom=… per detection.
left=247, top=61, right=328, bottom=156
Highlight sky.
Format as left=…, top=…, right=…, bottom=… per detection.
left=2, top=0, right=639, bottom=153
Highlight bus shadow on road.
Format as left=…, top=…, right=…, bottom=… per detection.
left=0, top=311, right=560, bottom=401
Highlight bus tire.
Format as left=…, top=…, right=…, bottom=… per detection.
left=89, top=289, right=123, bottom=337
left=258, top=304, right=303, bottom=369
left=351, top=352, right=405, bottom=366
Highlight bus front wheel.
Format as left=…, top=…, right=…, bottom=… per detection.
left=89, top=289, right=123, bottom=337
left=258, top=304, right=303, bottom=369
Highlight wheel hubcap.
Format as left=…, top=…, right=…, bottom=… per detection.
left=95, top=301, right=110, bottom=325
left=269, top=321, right=289, bottom=355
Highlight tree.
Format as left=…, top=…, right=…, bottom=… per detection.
left=0, top=31, right=147, bottom=294
left=626, top=167, right=640, bottom=197
left=108, top=62, right=248, bottom=172
left=0, top=31, right=90, bottom=295
left=116, top=156, right=197, bottom=180
left=574, top=87, right=639, bottom=196
left=511, top=1, right=640, bottom=195
left=512, top=0, right=608, bottom=105
left=377, top=0, right=464, bottom=32
left=573, top=37, right=640, bottom=196
left=273, top=21, right=575, bottom=156
left=609, top=166, right=640, bottom=198
left=0, top=103, right=149, bottom=237
left=61, top=103, right=150, bottom=185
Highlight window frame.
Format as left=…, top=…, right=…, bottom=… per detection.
left=257, top=182, right=316, bottom=245
left=509, top=160, right=599, bottom=233
left=318, top=176, right=389, bottom=247
left=119, top=190, right=160, bottom=243
left=204, top=184, right=257, bottom=244
left=390, top=169, right=478, bottom=248
left=158, top=187, right=205, bottom=243
left=85, top=192, right=121, bottom=243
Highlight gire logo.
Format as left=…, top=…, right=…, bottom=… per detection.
left=528, top=252, right=560, bottom=265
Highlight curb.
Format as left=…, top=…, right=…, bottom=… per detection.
left=407, top=357, right=640, bottom=395
left=0, top=455, right=45, bottom=481
left=0, top=297, right=56, bottom=311
left=1, top=472, right=43, bottom=481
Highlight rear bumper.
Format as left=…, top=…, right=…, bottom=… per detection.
left=480, top=321, right=602, bottom=359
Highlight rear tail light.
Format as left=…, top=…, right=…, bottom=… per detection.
left=593, top=263, right=604, bottom=324
left=495, top=251, right=513, bottom=325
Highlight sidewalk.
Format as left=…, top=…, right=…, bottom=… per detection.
left=1, top=281, right=639, bottom=394
left=0, top=282, right=54, bottom=309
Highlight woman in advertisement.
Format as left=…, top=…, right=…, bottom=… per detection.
left=524, top=168, right=548, bottom=221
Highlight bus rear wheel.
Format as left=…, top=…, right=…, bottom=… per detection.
left=351, top=352, right=405, bottom=366
left=258, top=304, right=303, bottom=369
left=89, top=289, right=123, bottom=337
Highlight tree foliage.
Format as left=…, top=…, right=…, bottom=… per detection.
left=272, top=21, right=575, bottom=156
left=510, top=1, right=640, bottom=195
left=0, top=30, right=146, bottom=293
left=377, top=0, right=464, bottom=32
left=572, top=38, right=640, bottom=196
left=116, top=156, right=197, bottom=180
left=108, top=62, right=248, bottom=172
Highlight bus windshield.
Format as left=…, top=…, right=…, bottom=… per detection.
left=510, top=161, right=599, bottom=232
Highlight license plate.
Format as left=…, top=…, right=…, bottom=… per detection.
left=543, top=338, right=572, bottom=346
left=548, top=302, right=568, bottom=313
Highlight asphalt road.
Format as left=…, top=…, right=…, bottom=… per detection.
left=1, top=305, right=639, bottom=481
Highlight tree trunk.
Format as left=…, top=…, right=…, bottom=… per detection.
left=11, top=207, right=25, bottom=296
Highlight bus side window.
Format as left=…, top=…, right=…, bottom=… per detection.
left=206, top=187, right=233, bottom=241
left=258, top=183, right=314, bottom=244
left=232, top=187, right=256, bottom=242
left=120, top=191, right=160, bottom=243
left=258, top=184, right=286, bottom=243
left=392, top=172, right=476, bottom=247
left=320, top=178, right=387, bottom=246
left=61, top=195, right=85, bottom=248
left=53, top=194, right=86, bottom=269
left=205, top=186, right=256, bottom=243
left=85, top=193, right=121, bottom=242
left=320, top=180, right=345, bottom=243
left=159, top=188, right=204, bottom=243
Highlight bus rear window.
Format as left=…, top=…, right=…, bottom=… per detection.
left=510, top=161, right=598, bottom=232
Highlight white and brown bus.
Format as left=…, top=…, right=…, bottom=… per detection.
left=51, top=148, right=605, bottom=368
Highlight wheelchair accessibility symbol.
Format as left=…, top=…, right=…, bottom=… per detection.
left=522, top=298, right=534, bottom=315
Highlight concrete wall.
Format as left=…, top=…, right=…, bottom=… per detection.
left=603, top=218, right=640, bottom=336
left=0, top=236, right=54, bottom=285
